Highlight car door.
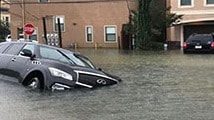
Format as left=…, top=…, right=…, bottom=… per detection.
left=0, top=43, right=11, bottom=79
left=1, top=43, right=26, bottom=82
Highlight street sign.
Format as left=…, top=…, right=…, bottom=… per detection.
left=24, top=23, right=35, bottom=35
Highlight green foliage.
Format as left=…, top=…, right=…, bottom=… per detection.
left=135, top=0, right=153, bottom=50
left=0, top=21, right=10, bottom=40
left=132, top=0, right=182, bottom=50
left=165, top=7, right=183, bottom=27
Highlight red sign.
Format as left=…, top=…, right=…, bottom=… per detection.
left=24, top=23, right=35, bottom=35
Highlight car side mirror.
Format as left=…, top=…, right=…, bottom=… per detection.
left=20, top=49, right=35, bottom=60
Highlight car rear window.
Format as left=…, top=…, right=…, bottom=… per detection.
left=187, top=35, right=213, bottom=43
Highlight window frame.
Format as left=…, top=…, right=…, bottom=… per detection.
left=85, top=26, right=93, bottom=43
left=53, top=16, right=65, bottom=32
left=104, top=25, right=117, bottom=43
left=204, top=0, right=214, bottom=6
left=179, top=0, right=194, bottom=8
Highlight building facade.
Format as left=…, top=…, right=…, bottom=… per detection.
left=1, top=0, right=10, bottom=23
left=10, top=0, right=136, bottom=48
left=167, top=0, right=214, bottom=48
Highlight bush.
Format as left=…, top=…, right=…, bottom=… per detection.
left=150, top=42, right=164, bottom=50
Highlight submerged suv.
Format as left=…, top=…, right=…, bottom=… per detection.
left=183, top=33, right=214, bottom=53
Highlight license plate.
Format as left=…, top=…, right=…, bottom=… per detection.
left=195, top=45, right=202, bottom=49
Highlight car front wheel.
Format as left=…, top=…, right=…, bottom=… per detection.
left=27, top=77, right=41, bottom=90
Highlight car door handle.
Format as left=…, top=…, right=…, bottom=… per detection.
left=11, top=58, right=16, bottom=62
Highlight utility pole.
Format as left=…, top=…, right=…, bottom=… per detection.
left=42, top=17, right=47, bottom=44
left=57, top=18, right=62, bottom=48
left=22, top=0, right=25, bottom=27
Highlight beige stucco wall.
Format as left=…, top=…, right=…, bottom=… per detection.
left=10, top=0, right=136, bottom=48
left=167, top=0, right=214, bottom=47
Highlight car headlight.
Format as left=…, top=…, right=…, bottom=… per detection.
left=48, top=67, right=73, bottom=81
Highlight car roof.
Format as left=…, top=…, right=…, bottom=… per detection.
left=190, top=33, right=212, bottom=37
left=0, top=41, right=76, bottom=54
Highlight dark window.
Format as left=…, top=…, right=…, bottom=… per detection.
left=0, top=43, right=10, bottom=53
left=180, top=0, right=192, bottom=6
left=4, top=43, right=24, bottom=55
left=86, top=27, right=93, bottom=42
left=187, top=34, right=213, bottom=44
left=39, top=0, right=49, bottom=2
left=105, top=26, right=116, bottom=42
left=54, top=16, right=65, bottom=32
left=207, top=0, right=214, bottom=4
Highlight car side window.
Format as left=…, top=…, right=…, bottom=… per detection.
left=0, top=43, right=10, bottom=53
left=4, top=43, right=24, bottom=55
left=21, top=44, right=35, bottom=54
left=40, top=46, right=69, bottom=63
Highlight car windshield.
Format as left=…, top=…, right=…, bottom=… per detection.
left=61, top=50, right=95, bottom=69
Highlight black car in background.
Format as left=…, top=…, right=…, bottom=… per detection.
left=183, top=33, right=214, bottom=53
left=0, top=42, right=121, bottom=91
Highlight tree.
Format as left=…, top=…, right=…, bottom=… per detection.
left=0, top=21, right=10, bottom=41
left=134, top=0, right=153, bottom=50
left=133, top=0, right=182, bottom=50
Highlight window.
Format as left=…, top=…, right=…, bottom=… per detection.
left=20, top=44, right=35, bottom=55
left=40, top=47, right=69, bottom=63
left=39, top=0, right=49, bottom=2
left=206, top=0, right=214, bottom=5
left=54, top=16, right=65, bottom=32
left=4, top=43, right=24, bottom=55
left=180, top=0, right=192, bottom=6
left=105, top=26, right=117, bottom=42
left=29, top=27, right=38, bottom=41
left=86, top=26, right=93, bottom=42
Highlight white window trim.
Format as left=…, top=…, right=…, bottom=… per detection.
left=204, top=0, right=214, bottom=6
left=85, top=25, right=93, bottom=43
left=104, top=25, right=117, bottom=43
left=53, top=15, right=65, bottom=32
left=178, top=0, right=194, bottom=8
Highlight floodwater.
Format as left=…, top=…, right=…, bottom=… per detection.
left=1, top=49, right=214, bottom=120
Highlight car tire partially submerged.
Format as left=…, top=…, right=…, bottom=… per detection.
left=27, top=77, right=41, bottom=90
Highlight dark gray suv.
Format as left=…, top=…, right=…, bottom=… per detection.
left=0, top=42, right=121, bottom=91
left=183, top=33, right=214, bottom=53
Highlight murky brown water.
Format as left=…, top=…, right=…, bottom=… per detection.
left=0, top=49, right=214, bottom=120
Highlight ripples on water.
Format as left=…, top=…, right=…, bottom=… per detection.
left=1, top=49, right=214, bottom=120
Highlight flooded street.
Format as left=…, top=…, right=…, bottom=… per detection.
left=1, top=49, right=214, bottom=120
